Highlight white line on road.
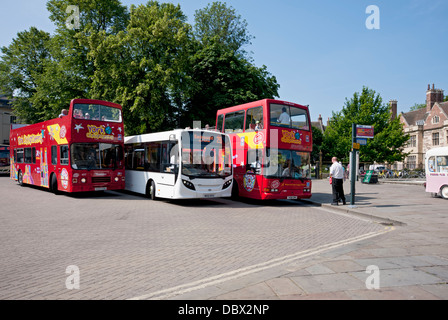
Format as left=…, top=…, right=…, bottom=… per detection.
left=128, top=226, right=394, bottom=300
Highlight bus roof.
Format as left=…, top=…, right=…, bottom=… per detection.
left=216, top=99, right=308, bottom=114
left=426, top=147, right=448, bottom=157
left=124, top=128, right=224, bottom=144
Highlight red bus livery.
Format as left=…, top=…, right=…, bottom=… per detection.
left=216, top=99, right=312, bottom=200
left=9, top=99, right=125, bottom=193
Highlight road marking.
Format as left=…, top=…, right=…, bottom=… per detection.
left=128, top=226, right=394, bottom=300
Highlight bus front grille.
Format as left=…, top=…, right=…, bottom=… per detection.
left=92, top=176, right=111, bottom=183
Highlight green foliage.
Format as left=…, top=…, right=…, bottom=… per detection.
left=0, top=0, right=278, bottom=134
left=193, top=1, right=253, bottom=56
left=183, top=38, right=279, bottom=128
left=0, top=27, right=52, bottom=123
left=410, top=103, right=426, bottom=111
left=311, top=126, right=323, bottom=163
left=322, top=87, right=409, bottom=164
left=89, top=1, right=192, bottom=134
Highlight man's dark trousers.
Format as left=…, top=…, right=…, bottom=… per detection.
left=332, top=178, right=346, bottom=205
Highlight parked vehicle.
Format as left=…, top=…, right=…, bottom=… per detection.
left=425, top=147, right=448, bottom=199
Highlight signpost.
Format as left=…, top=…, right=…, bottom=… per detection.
left=349, top=124, right=374, bottom=207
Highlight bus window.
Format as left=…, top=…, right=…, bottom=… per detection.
left=245, top=106, right=263, bottom=131
left=51, top=146, right=58, bottom=165
left=224, top=111, right=245, bottom=133
left=17, top=148, right=24, bottom=163
left=437, top=156, right=448, bottom=173
left=60, top=145, right=69, bottom=165
left=133, top=148, right=145, bottom=170
left=290, top=108, right=309, bottom=130
left=217, top=114, right=224, bottom=132
left=24, top=148, right=33, bottom=163
left=270, top=104, right=309, bottom=130
left=144, top=142, right=161, bottom=172
left=270, top=104, right=290, bottom=127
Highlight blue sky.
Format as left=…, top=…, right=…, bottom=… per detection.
left=1, top=0, right=447, bottom=123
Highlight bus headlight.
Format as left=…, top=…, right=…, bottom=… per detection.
left=182, top=179, right=195, bottom=190
left=222, top=180, right=232, bottom=189
left=114, top=177, right=119, bottom=182
left=81, top=178, right=86, bottom=183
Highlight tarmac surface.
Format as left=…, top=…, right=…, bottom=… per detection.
left=172, top=178, right=448, bottom=300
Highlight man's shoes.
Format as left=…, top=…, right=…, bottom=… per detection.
left=342, top=202, right=347, bottom=205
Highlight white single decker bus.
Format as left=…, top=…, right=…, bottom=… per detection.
left=124, top=129, right=233, bottom=199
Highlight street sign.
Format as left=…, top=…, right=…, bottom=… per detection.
left=356, top=125, right=374, bottom=139
left=356, top=138, right=367, bottom=145
left=353, top=142, right=360, bottom=150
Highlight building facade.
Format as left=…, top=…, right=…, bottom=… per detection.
left=395, top=84, right=448, bottom=170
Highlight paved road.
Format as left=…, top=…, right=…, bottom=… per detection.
left=0, top=176, right=388, bottom=300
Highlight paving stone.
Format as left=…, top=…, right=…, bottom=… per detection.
left=265, top=278, right=305, bottom=296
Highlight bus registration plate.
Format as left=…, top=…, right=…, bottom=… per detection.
left=287, top=196, right=297, bottom=200
left=204, top=194, right=215, bottom=198
left=95, top=187, right=107, bottom=191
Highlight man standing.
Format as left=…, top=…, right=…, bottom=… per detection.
left=330, top=156, right=346, bottom=205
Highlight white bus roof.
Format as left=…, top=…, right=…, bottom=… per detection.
left=124, top=129, right=222, bottom=144
left=426, top=147, right=448, bottom=157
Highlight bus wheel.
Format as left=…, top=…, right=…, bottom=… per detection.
left=51, top=174, right=60, bottom=195
left=146, top=180, right=156, bottom=200
left=17, top=170, right=24, bottom=186
left=441, top=185, right=448, bottom=200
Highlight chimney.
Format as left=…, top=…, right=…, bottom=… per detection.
left=426, top=83, right=444, bottom=112
left=389, top=100, right=397, bottom=120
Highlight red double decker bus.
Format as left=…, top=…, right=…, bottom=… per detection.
left=216, top=99, right=312, bottom=200
left=9, top=99, right=125, bottom=194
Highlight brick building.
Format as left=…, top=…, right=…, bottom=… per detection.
left=393, top=84, right=448, bottom=170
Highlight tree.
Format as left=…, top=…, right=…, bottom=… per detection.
left=89, top=1, right=192, bottom=134
left=0, top=27, right=52, bottom=123
left=410, top=103, right=426, bottom=111
left=193, top=1, right=253, bottom=56
left=322, top=87, right=409, bottom=164
left=182, top=39, right=279, bottom=128
left=183, top=1, right=279, bottom=128
left=311, top=126, right=323, bottom=163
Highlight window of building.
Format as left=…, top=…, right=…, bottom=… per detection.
left=408, top=135, right=416, bottom=148
left=432, top=132, right=440, bottom=146
left=407, top=155, right=416, bottom=170
left=432, top=115, right=440, bottom=124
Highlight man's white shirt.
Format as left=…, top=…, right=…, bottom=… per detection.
left=330, top=162, right=344, bottom=179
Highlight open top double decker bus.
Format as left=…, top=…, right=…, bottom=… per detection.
left=124, top=129, right=233, bottom=199
left=9, top=99, right=125, bottom=193
left=216, top=99, right=312, bottom=200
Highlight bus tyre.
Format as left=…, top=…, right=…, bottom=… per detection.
left=51, top=174, right=60, bottom=195
left=146, top=180, right=156, bottom=200
left=441, top=186, right=448, bottom=200
left=17, top=170, right=24, bottom=186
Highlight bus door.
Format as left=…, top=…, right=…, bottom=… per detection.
left=158, top=141, right=178, bottom=197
